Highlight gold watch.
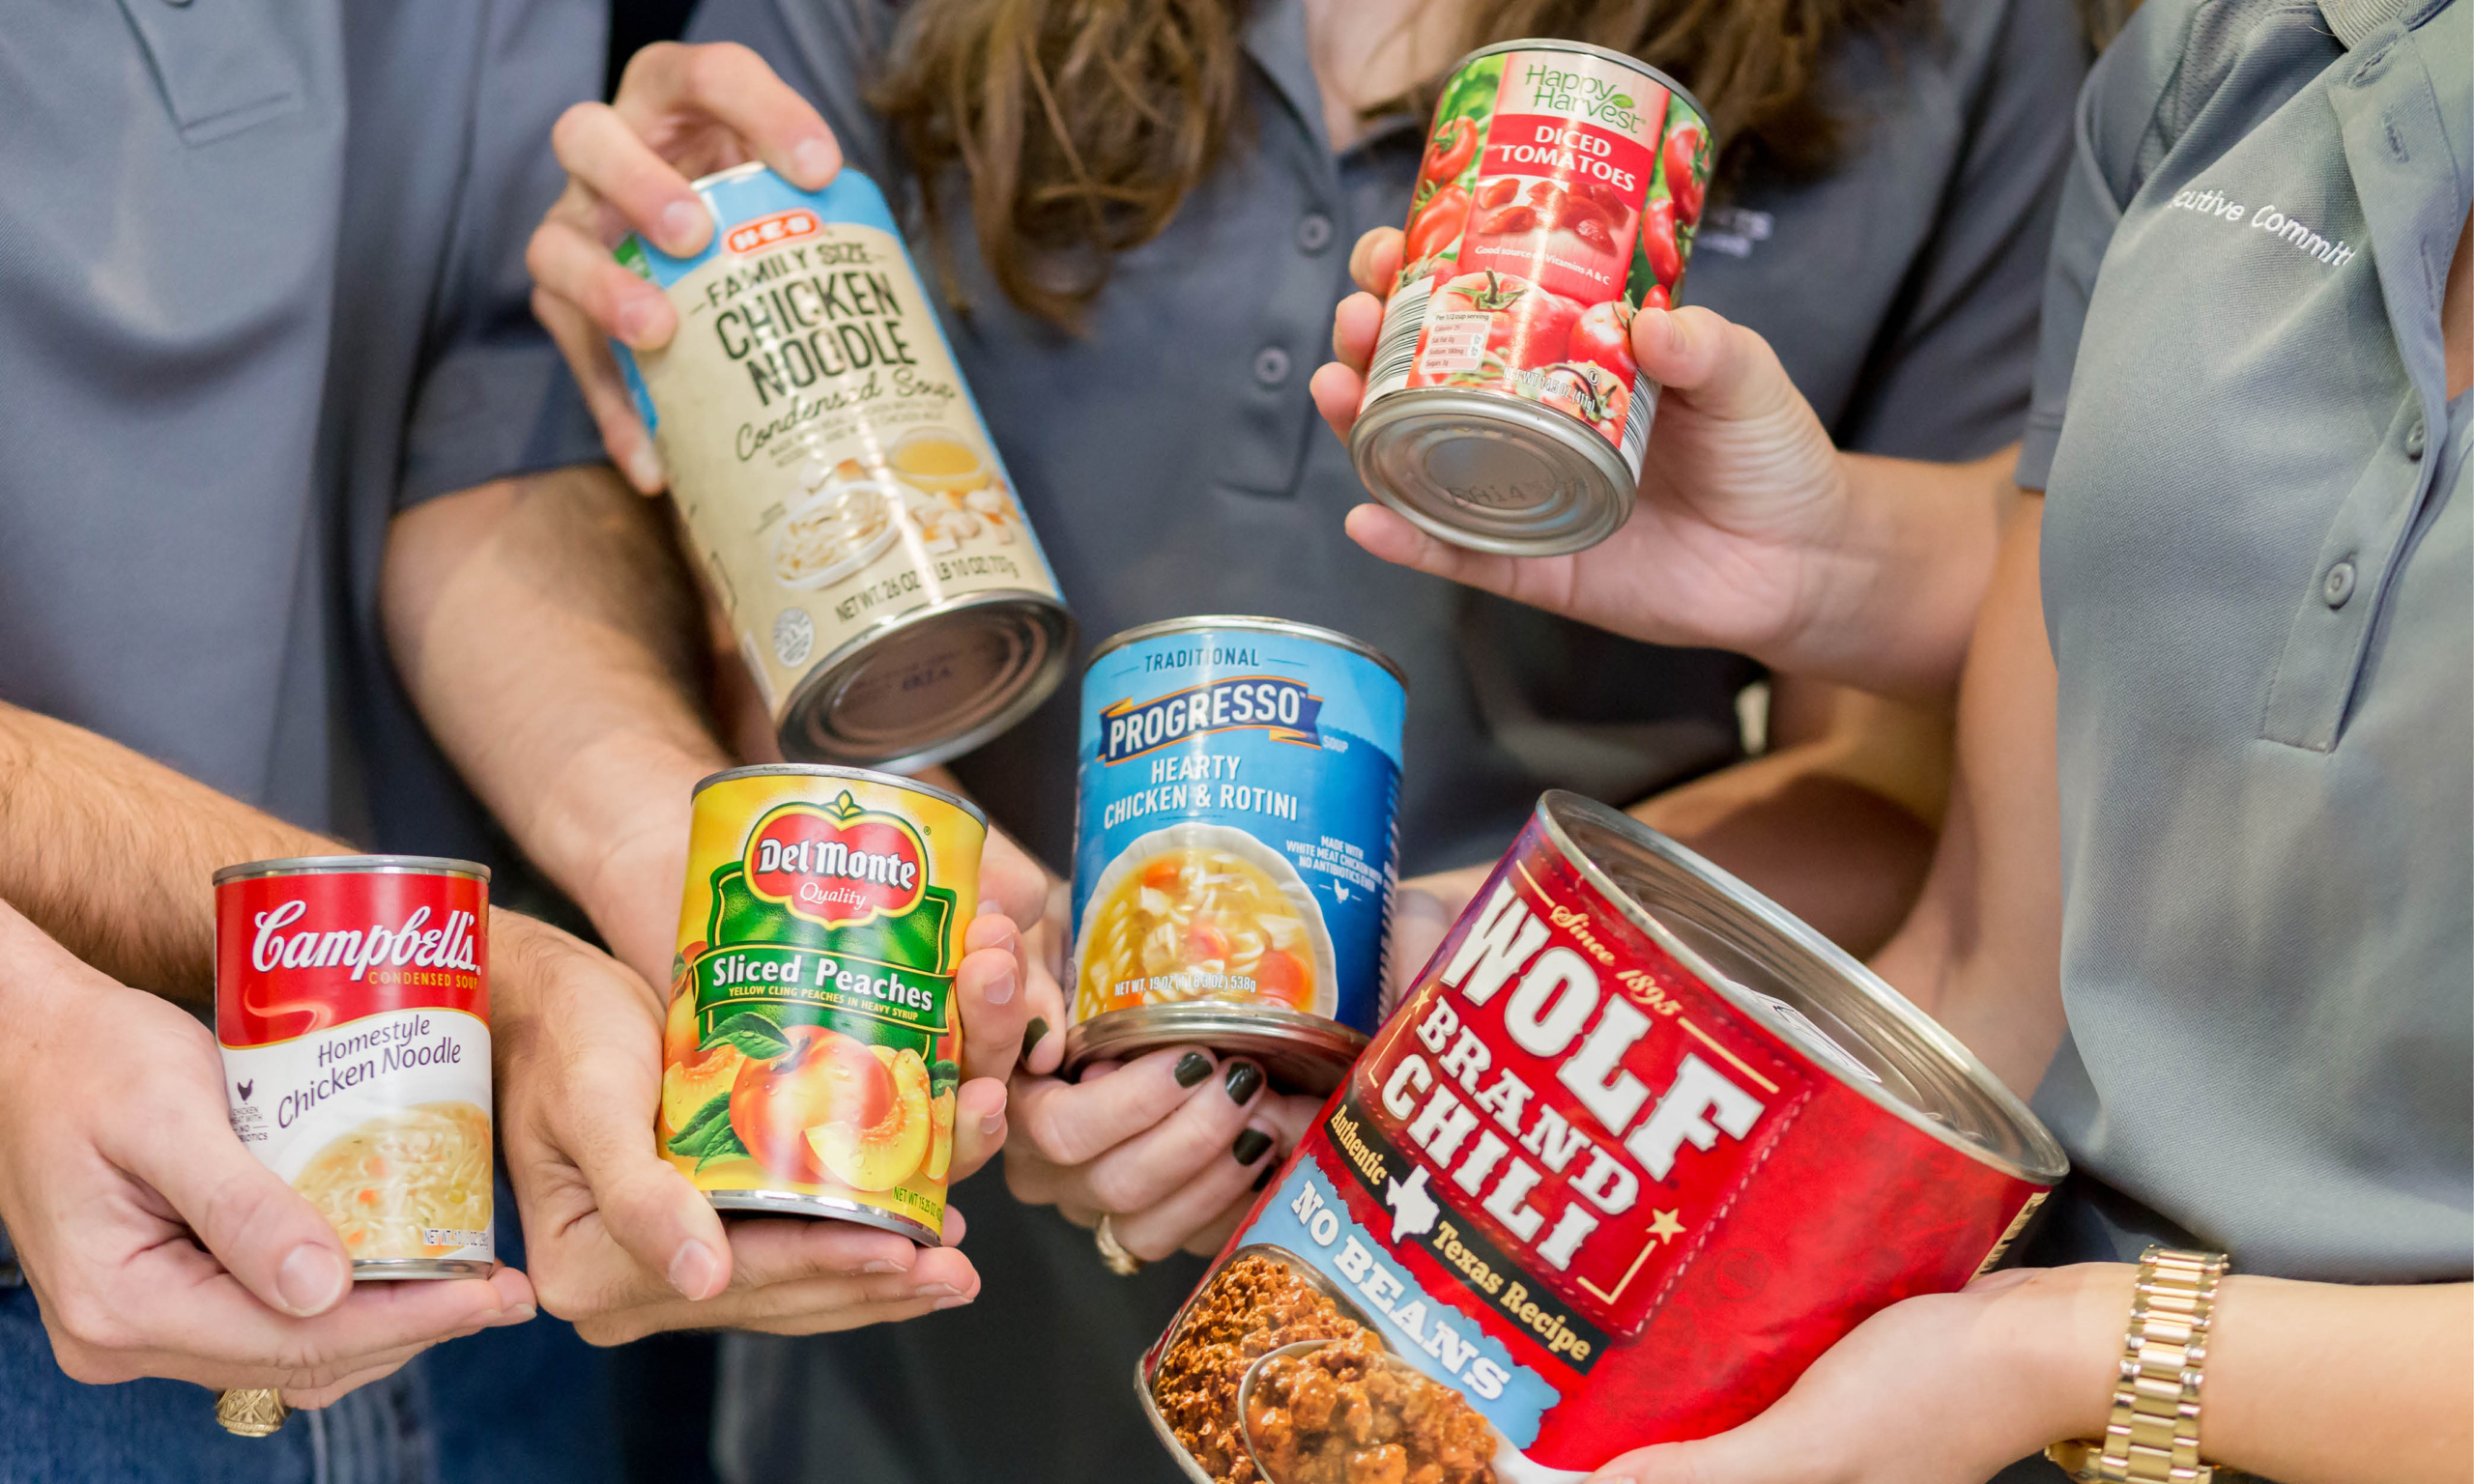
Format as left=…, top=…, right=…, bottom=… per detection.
left=2044, top=1245, right=2233, bottom=1483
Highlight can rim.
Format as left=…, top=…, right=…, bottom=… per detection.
left=777, top=586, right=1077, bottom=773
left=689, top=763, right=990, bottom=830
left=1064, top=1005, right=1369, bottom=1097
left=1449, top=37, right=1712, bottom=132
left=212, top=855, right=491, bottom=886
left=1536, top=791, right=2070, bottom=1184
left=1349, top=389, right=1635, bottom=557
left=1084, top=615, right=1407, bottom=688
left=687, top=158, right=776, bottom=193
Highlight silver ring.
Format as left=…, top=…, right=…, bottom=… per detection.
left=216, top=1388, right=291, bottom=1437
left=1093, top=1213, right=1144, bottom=1276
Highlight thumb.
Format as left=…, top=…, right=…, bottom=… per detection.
left=540, top=1065, right=735, bottom=1303
left=115, top=1114, right=355, bottom=1319
left=1628, top=304, right=1804, bottom=425
left=976, top=826, right=1050, bottom=931
left=1588, top=1423, right=1794, bottom=1484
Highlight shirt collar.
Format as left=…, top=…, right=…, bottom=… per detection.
left=2317, top=0, right=2450, bottom=47
left=1244, top=0, right=1332, bottom=153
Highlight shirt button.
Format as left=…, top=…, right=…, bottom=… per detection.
left=1253, top=347, right=1292, bottom=386
left=2404, top=418, right=2427, bottom=460
left=1296, top=214, right=1335, bottom=253
left=2323, top=559, right=2357, bottom=609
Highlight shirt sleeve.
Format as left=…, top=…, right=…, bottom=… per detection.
left=396, top=0, right=609, bottom=508
left=1829, top=0, right=2088, bottom=462
left=687, top=0, right=906, bottom=188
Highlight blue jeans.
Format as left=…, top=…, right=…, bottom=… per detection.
left=0, top=1173, right=619, bottom=1484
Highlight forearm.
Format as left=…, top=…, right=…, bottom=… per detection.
left=0, top=703, right=332, bottom=998
left=384, top=464, right=729, bottom=985
left=2204, top=1277, right=2473, bottom=1482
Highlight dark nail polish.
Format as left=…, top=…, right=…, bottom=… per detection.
left=1232, top=1127, right=1274, bottom=1166
left=1223, top=1061, right=1264, bottom=1104
left=1173, top=1051, right=1213, bottom=1087
left=1252, top=1160, right=1278, bottom=1191
left=1023, top=1017, right=1050, bottom=1053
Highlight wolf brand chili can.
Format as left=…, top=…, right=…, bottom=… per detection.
left=1140, top=793, right=2065, bottom=1480
left=662, top=764, right=984, bottom=1243
left=215, top=857, right=495, bottom=1280
left=1352, top=42, right=1712, bottom=556
left=1068, top=618, right=1407, bottom=1094
left=616, top=162, right=1074, bottom=771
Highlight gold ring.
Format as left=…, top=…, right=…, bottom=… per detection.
left=216, top=1388, right=291, bottom=1437
left=1093, top=1214, right=1144, bottom=1276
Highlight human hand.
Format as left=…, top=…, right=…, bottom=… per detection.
left=0, top=907, right=532, bottom=1404
left=1006, top=1047, right=1323, bottom=1263
left=1585, top=1265, right=2128, bottom=1484
left=526, top=42, right=843, bottom=492
left=1309, top=226, right=1853, bottom=666
left=491, top=901, right=1028, bottom=1345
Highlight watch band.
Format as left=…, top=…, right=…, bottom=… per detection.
left=2044, top=1245, right=2231, bottom=1483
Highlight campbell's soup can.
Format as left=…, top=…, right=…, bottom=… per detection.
left=1352, top=42, right=1712, bottom=556
left=215, top=857, right=495, bottom=1280
left=1139, top=793, right=2065, bottom=1479
left=1068, top=617, right=1406, bottom=1093
left=662, top=764, right=984, bottom=1243
left=616, top=162, right=1075, bottom=770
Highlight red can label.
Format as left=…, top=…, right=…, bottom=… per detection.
left=1145, top=814, right=2047, bottom=1478
left=216, top=867, right=494, bottom=1270
left=1360, top=46, right=1711, bottom=472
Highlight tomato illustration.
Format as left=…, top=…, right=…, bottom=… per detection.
left=1421, top=116, right=1478, bottom=184
left=1404, top=185, right=1469, bottom=262
left=1474, top=176, right=1520, bottom=210
left=1479, top=203, right=1539, bottom=236
left=1433, top=271, right=1585, bottom=371
left=1662, top=124, right=1707, bottom=224
left=1642, top=196, right=1683, bottom=288
left=1568, top=300, right=1637, bottom=385
left=1535, top=362, right=1631, bottom=442
left=1643, top=283, right=1671, bottom=311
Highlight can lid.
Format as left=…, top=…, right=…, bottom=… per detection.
left=691, top=763, right=990, bottom=830
left=1538, top=792, right=2070, bottom=1184
left=211, top=855, right=492, bottom=886
left=1065, top=1004, right=1367, bottom=1098
left=1352, top=391, right=1636, bottom=556
left=778, top=590, right=1075, bottom=775
left=1085, top=615, right=1407, bottom=689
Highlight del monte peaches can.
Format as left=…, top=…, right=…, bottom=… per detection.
left=215, top=856, right=495, bottom=1279
left=1353, top=42, right=1712, bottom=556
left=661, top=764, right=983, bottom=1243
left=616, top=162, right=1074, bottom=771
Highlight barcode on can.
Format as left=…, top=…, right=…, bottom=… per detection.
left=1360, top=274, right=1435, bottom=404
left=1618, top=369, right=1656, bottom=476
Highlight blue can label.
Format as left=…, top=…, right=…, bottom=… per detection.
left=1072, top=625, right=1406, bottom=1037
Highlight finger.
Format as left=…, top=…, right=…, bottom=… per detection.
left=1330, top=289, right=1387, bottom=374
left=97, top=1262, right=526, bottom=1384
left=1018, top=874, right=1071, bottom=1077
left=1311, top=359, right=1370, bottom=442
left=1106, top=1112, right=1282, bottom=1263
left=943, top=1075, right=1010, bottom=1184
left=1180, top=1192, right=1261, bottom=1259
left=954, top=915, right=1028, bottom=1083
left=706, top=1215, right=921, bottom=1291
left=533, top=285, right=666, bottom=493
left=527, top=211, right=678, bottom=352
left=529, top=1047, right=735, bottom=1306
left=574, top=1246, right=979, bottom=1345
left=1070, top=1059, right=1267, bottom=1217
left=1628, top=304, right=1798, bottom=424
left=1346, top=227, right=1405, bottom=296
left=615, top=43, right=842, bottom=193
left=107, top=1104, right=354, bottom=1319
left=976, top=827, right=1050, bottom=930
left=1011, top=1046, right=1219, bottom=1170
left=550, top=102, right=716, bottom=258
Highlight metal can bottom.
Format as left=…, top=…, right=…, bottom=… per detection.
left=1065, top=1005, right=1368, bottom=1097
left=351, top=1259, right=495, bottom=1281
left=705, top=1188, right=940, bottom=1246
left=781, top=588, right=1076, bottom=774
left=1351, top=387, right=1642, bottom=556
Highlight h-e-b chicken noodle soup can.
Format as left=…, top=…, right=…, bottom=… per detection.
left=663, top=765, right=982, bottom=1244
left=616, top=162, right=1074, bottom=772
left=1353, top=41, right=1713, bottom=556
left=1070, top=617, right=1406, bottom=1094
left=1138, top=793, right=2065, bottom=1481
left=215, top=856, right=495, bottom=1280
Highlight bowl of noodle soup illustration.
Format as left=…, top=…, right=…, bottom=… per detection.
left=770, top=478, right=899, bottom=590
left=1074, top=824, right=1338, bottom=1023
left=284, top=1100, right=495, bottom=1266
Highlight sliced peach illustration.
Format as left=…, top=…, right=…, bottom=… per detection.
left=660, top=989, right=747, bottom=1136
left=923, top=1088, right=957, bottom=1183
left=806, top=1045, right=933, bottom=1191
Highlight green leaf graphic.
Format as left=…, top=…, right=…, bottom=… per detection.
left=666, top=1093, right=735, bottom=1156
left=930, top=1059, right=962, bottom=1098
left=706, top=1011, right=791, bottom=1061
left=695, top=1127, right=753, bottom=1171
left=1612, top=93, right=1635, bottom=109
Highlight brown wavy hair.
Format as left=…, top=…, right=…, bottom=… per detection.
left=874, top=0, right=1921, bottom=325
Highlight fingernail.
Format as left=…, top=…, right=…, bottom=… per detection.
left=1231, top=1127, right=1274, bottom=1166
left=1173, top=1051, right=1212, bottom=1088
left=975, top=897, right=1003, bottom=916
left=916, top=1282, right=962, bottom=1298
left=793, top=137, right=836, bottom=184
left=979, top=1108, right=1005, bottom=1135
left=491, top=1303, right=538, bottom=1327
left=624, top=442, right=665, bottom=491
left=983, top=970, right=1016, bottom=1007
left=1223, top=1061, right=1264, bottom=1104
left=276, top=1243, right=350, bottom=1316
left=862, top=1259, right=908, bottom=1274
left=1253, top=1160, right=1278, bottom=1191
left=1023, top=1016, right=1050, bottom=1052
left=933, top=1294, right=973, bottom=1310
left=668, top=1238, right=722, bottom=1299
left=658, top=199, right=705, bottom=254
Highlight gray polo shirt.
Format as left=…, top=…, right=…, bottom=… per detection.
left=694, top=1, right=2087, bottom=1480
left=2015, top=0, right=2470, bottom=1285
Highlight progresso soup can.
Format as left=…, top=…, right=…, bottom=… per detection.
left=661, top=764, right=984, bottom=1244
left=1139, top=793, right=2066, bottom=1481
left=215, top=857, right=495, bottom=1280
left=1069, top=617, right=1407, bottom=1093
left=616, top=162, right=1075, bottom=771
left=1352, top=41, right=1713, bottom=556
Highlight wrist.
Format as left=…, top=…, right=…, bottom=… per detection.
left=1986, top=1263, right=2142, bottom=1446
left=523, top=734, right=719, bottom=976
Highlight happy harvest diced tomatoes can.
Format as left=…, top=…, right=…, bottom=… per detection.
left=1138, top=792, right=2066, bottom=1481
left=661, top=764, right=985, bottom=1244
left=1353, top=42, right=1714, bottom=556
left=214, top=856, right=496, bottom=1280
